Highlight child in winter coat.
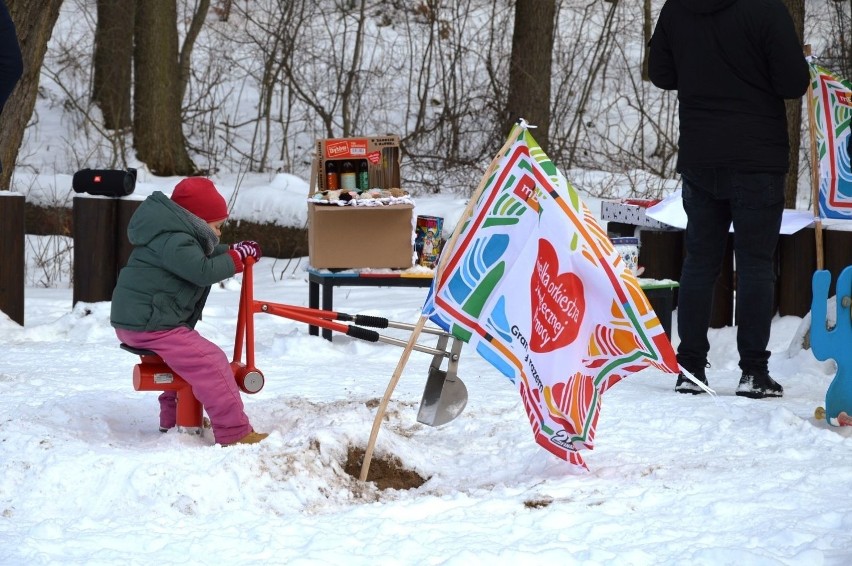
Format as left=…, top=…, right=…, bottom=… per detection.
left=111, top=177, right=267, bottom=445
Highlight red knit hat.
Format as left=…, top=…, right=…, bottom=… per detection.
left=171, top=177, right=229, bottom=223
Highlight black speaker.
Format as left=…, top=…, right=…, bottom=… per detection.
left=72, top=168, right=137, bottom=197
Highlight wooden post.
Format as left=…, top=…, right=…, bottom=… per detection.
left=805, top=44, right=825, bottom=270
left=116, top=198, right=142, bottom=277
left=639, top=229, right=734, bottom=328
left=73, top=195, right=117, bottom=305
left=638, top=229, right=683, bottom=282
left=778, top=227, right=817, bottom=317
left=0, top=192, right=25, bottom=325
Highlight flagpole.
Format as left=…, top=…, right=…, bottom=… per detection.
left=359, top=121, right=527, bottom=482
left=805, top=44, right=825, bottom=270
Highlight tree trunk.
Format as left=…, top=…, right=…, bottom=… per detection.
left=641, top=0, right=652, bottom=81
left=133, top=0, right=196, bottom=176
left=783, top=0, right=805, bottom=208
left=92, top=0, right=134, bottom=131
left=0, top=0, right=63, bottom=190
left=178, top=0, right=210, bottom=102
left=504, top=0, right=556, bottom=153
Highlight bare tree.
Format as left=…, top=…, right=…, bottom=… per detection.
left=178, top=0, right=210, bottom=101
left=92, top=0, right=135, bottom=131
left=823, top=0, right=852, bottom=77
left=133, top=0, right=197, bottom=176
left=641, top=0, right=652, bottom=81
left=504, top=0, right=556, bottom=152
left=0, top=0, right=63, bottom=190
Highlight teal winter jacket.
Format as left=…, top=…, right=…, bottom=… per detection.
left=110, top=191, right=236, bottom=331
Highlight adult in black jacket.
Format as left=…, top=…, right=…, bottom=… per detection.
left=0, top=0, right=23, bottom=175
left=649, top=0, right=809, bottom=398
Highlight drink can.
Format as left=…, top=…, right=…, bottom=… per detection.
left=415, top=215, right=444, bottom=268
left=610, top=237, right=640, bottom=276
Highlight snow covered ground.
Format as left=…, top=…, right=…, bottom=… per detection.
left=2, top=1, right=850, bottom=559
left=2, top=181, right=851, bottom=563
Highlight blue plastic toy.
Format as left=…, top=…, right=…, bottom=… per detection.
left=811, top=267, right=852, bottom=426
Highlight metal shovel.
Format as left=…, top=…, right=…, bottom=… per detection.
left=257, top=302, right=469, bottom=426
left=365, top=322, right=467, bottom=426
left=416, top=331, right=467, bottom=426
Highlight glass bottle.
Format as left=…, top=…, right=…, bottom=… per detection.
left=325, top=160, right=339, bottom=191
left=340, top=160, right=356, bottom=191
left=357, top=159, right=369, bottom=192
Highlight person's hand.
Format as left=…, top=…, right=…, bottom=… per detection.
left=230, top=240, right=263, bottom=261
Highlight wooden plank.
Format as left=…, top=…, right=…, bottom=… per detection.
left=72, top=196, right=117, bottom=305
left=778, top=227, right=816, bottom=317
left=0, top=193, right=25, bottom=325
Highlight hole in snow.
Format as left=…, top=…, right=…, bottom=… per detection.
left=343, top=446, right=427, bottom=490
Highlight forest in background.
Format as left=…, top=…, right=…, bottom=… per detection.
left=2, top=0, right=851, bottom=201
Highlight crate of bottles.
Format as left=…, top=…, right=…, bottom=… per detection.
left=307, top=135, right=414, bottom=269
left=311, top=135, right=401, bottom=194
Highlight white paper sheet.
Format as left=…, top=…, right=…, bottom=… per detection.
left=644, top=189, right=816, bottom=235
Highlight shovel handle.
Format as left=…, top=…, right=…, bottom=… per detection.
left=351, top=314, right=389, bottom=329
left=263, top=303, right=390, bottom=329
left=346, top=325, right=380, bottom=342
left=263, top=302, right=381, bottom=342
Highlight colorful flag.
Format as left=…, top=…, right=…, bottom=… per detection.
left=810, top=63, right=852, bottom=220
left=422, top=126, right=679, bottom=469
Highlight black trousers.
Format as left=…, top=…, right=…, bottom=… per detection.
left=676, top=167, right=784, bottom=375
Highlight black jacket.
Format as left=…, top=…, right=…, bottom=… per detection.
left=649, top=0, right=809, bottom=173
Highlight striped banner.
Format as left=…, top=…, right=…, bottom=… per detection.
left=810, top=63, right=852, bottom=219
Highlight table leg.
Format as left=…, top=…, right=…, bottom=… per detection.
left=321, top=280, right=334, bottom=341
left=308, top=279, right=319, bottom=337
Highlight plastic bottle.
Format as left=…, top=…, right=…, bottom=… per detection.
left=325, top=161, right=339, bottom=191
left=357, top=159, right=369, bottom=192
left=341, top=160, right=356, bottom=191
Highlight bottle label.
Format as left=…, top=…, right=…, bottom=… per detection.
left=341, top=172, right=356, bottom=191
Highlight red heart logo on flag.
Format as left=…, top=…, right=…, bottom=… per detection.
left=530, top=239, right=585, bottom=353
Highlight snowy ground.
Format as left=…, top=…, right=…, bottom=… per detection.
left=2, top=234, right=851, bottom=564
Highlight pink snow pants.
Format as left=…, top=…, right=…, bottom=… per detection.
left=116, top=326, right=252, bottom=445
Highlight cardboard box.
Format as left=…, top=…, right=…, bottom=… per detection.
left=311, top=135, right=401, bottom=194
left=308, top=135, right=413, bottom=269
left=308, top=203, right=414, bottom=269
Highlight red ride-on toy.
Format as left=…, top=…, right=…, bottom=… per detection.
left=120, top=257, right=265, bottom=435
left=123, top=257, right=468, bottom=434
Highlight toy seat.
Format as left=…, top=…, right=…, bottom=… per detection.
left=120, top=343, right=203, bottom=433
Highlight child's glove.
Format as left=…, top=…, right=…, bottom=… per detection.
left=230, top=240, right=263, bottom=261
left=227, top=241, right=262, bottom=273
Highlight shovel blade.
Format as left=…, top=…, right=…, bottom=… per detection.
left=416, top=367, right=468, bottom=426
